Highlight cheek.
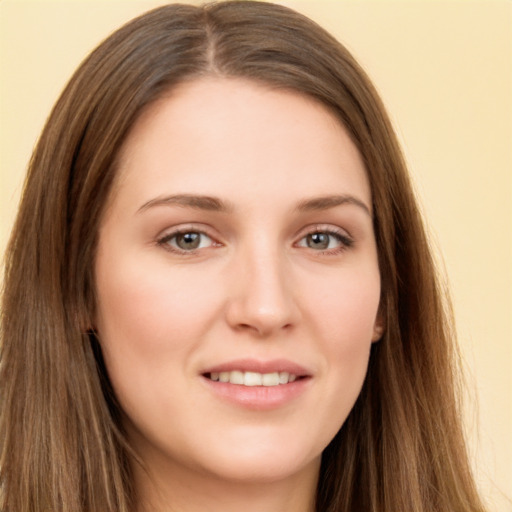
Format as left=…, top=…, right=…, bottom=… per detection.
left=93, top=254, right=222, bottom=423
left=93, top=253, right=224, bottom=414
left=308, top=264, right=381, bottom=344
left=95, top=251, right=219, bottom=349
left=305, top=267, right=380, bottom=417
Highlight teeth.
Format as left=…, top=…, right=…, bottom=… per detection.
left=229, top=370, right=244, bottom=384
left=262, top=372, right=279, bottom=386
left=208, top=371, right=299, bottom=386
left=244, top=371, right=262, bottom=386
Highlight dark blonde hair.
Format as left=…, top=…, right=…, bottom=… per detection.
left=1, top=2, right=486, bottom=511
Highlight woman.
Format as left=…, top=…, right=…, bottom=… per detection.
left=0, top=2, right=487, bottom=511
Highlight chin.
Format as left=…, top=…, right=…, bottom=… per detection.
left=187, top=432, right=324, bottom=485
left=199, top=452, right=321, bottom=485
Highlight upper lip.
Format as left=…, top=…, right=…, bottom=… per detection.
left=202, top=358, right=311, bottom=377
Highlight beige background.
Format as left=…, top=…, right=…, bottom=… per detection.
left=1, top=0, right=510, bottom=510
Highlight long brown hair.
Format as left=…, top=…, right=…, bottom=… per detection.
left=0, top=2, right=486, bottom=511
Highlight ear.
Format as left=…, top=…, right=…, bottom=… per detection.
left=371, top=312, right=385, bottom=342
left=82, top=306, right=98, bottom=336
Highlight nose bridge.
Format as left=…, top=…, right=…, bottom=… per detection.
left=226, top=234, right=298, bottom=335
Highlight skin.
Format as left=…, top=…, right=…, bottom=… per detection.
left=94, top=77, right=383, bottom=512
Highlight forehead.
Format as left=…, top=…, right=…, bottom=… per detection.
left=112, top=77, right=371, bottom=213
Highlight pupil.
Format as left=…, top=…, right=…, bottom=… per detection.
left=178, top=232, right=200, bottom=249
left=308, top=233, right=329, bottom=249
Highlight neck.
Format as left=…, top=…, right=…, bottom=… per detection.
left=133, top=456, right=320, bottom=512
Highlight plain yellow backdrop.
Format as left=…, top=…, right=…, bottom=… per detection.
left=1, top=1, right=511, bottom=510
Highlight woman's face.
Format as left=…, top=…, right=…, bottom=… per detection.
left=95, top=78, right=382, bottom=487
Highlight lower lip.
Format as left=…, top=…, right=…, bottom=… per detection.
left=201, top=377, right=311, bottom=411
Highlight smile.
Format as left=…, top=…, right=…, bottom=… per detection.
left=201, top=359, right=311, bottom=410
left=206, top=371, right=298, bottom=386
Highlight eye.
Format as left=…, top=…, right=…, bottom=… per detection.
left=297, top=230, right=353, bottom=252
left=158, top=230, right=215, bottom=252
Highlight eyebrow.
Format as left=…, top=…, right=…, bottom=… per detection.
left=137, top=193, right=371, bottom=216
left=295, top=195, right=372, bottom=217
left=137, top=194, right=233, bottom=214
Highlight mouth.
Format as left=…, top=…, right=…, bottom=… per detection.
left=200, top=359, right=311, bottom=409
left=204, top=370, right=303, bottom=387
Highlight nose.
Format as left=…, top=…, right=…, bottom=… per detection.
left=225, top=246, right=300, bottom=337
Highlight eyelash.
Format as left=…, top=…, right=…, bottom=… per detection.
left=156, top=226, right=354, bottom=255
left=157, top=228, right=217, bottom=254
left=296, top=227, right=354, bottom=255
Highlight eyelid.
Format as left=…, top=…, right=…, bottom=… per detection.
left=156, top=224, right=222, bottom=253
left=294, top=224, right=354, bottom=252
left=155, top=222, right=354, bottom=255
left=295, top=223, right=352, bottom=240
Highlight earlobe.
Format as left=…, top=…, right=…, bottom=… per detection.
left=83, top=307, right=98, bottom=336
left=371, top=315, right=385, bottom=342
left=82, top=316, right=98, bottom=337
